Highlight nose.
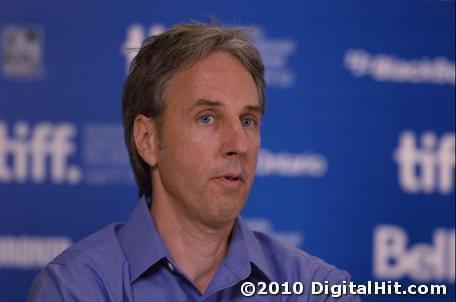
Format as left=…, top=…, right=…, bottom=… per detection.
left=222, top=121, right=249, bottom=157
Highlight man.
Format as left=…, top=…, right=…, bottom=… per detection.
left=29, top=23, right=359, bottom=301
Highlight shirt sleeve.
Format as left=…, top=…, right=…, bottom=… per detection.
left=27, top=262, right=110, bottom=302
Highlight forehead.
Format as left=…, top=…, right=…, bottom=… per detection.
left=164, top=51, right=260, bottom=110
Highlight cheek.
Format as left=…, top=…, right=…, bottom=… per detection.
left=248, top=134, right=261, bottom=157
left=157, top=144, right=204, bottom=197
left=163, top=128, right=215, bottom=175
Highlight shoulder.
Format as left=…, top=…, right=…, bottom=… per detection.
left=28, top=224, right=128, bottom=302
left=252, top=230, right=351, bottom=284
left=50, top=223, right=125, bottom=268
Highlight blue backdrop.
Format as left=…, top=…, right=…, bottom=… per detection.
left=1, top=0, right=454, bottom=301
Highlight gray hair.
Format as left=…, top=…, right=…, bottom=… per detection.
left=122, top=22, right=266, bottom=198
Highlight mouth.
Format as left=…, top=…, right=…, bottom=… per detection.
left=214, top=173, right=243, bottom=189
left=221, top=174, right=242, bottom=182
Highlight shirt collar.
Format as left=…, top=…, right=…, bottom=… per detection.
left=117, top=197, right=170, bottom=282
left=117, top=198, right=275, bottom=283
left=233, top=217, right=275, bottom=281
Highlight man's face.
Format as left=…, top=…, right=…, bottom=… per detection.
left=152, top=51, right=261, bottom=229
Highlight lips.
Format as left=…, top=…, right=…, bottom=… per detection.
left=221, top=173, right=242, bottom=181
left=214, top=172, right=244, bottom=189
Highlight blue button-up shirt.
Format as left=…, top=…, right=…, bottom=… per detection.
left=28, top=199, right=360, bottom=301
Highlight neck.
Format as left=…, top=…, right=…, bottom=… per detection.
left=151, top=196, right=234, bottom=294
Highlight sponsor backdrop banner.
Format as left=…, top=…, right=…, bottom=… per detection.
left=1, top=0, right=454, bottom=301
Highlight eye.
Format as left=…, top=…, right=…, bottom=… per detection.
left=241, top=117, right=257, bottom=128
left=198, top=114, right=214, bottom=125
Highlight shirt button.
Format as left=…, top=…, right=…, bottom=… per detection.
left=167, top=261, right=175, bottom=272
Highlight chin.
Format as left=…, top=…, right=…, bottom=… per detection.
left=201, top=201, right=244, bottom=228
left=204, top=215, right=238, bottom=230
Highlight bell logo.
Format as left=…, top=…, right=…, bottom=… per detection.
left=373, top=225, right=455, bottom=282
left=0, top=121, right=82, bottom=184
left=393, top=131, right=455, bottom=194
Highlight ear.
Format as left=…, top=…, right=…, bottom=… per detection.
left=133, top=114, right=159, bottom=167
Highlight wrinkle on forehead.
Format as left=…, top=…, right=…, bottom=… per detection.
left=164, top=52, right=259, bottom=110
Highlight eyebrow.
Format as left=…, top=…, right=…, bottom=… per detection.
left=191, top=98, right=262, bottom=114
left=191, top=98, right=223, bottom=109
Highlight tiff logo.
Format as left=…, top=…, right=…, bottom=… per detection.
left=393, top=131, right=454, bottom=194
left=121, top=23, right=165, bottom=73
left=0, top=121, right=82, bottom=184
left=251, top=28, right=297, bottom=88
left=120, top=24, right=297, bottom=88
